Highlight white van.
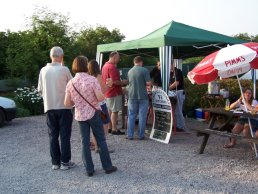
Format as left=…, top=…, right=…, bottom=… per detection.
left=0, top=97, right=16, bottom=127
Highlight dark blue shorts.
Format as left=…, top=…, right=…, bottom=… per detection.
left=237, top=117, right=258, bottom=132
left=100, top=103, right=110, bottom=124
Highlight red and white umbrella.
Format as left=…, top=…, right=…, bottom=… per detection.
left=187, top=42, right=258, bottom=157
left=188, top=42, right=258, bottom=84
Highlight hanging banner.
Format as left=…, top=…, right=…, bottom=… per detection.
left=150, top=89, right=173, bottom=144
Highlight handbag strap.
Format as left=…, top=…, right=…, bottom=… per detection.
left=71, top=82, right=98, bottom=111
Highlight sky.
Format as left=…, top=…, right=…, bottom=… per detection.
left=1, top=0, right=258, bottom=41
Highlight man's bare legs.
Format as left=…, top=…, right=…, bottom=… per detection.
left=109, top=111, right=125, bottom=135
left=108, top=111, right=112, bottom=132
left=111, top=112, right=118, bottom=131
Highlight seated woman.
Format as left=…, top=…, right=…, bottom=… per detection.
left=245, top=97, right=258, bottom=140
left=223, top=88, right=258, bottom=148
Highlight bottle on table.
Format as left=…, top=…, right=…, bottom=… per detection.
left=225, top=99, right=230, bottom=110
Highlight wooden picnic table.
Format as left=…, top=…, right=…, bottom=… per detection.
left=194, top=107, right=258, bottom=154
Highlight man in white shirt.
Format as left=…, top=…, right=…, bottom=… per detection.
left=38, top=46, right=75, bottom=170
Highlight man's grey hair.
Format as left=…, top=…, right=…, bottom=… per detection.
left=50, top=46, right=64, bottom=58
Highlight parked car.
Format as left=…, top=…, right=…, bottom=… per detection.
left=0, top=97, right=16, bottom=127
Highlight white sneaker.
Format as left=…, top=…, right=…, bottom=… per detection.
left=52, top=165, right=60, bottom=170
left=60, top=161, right=76, bottom=170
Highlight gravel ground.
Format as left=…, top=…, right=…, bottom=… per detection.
left=1, top=116, right=258, bottom=194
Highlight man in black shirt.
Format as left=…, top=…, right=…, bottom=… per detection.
left=169, top=61, right=186, bottom=131
left=150, top=60, right=162, bottom=87
left=169, top=67, right=184, bottom=90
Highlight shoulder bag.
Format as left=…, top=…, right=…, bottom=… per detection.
left=71, top=82, right=107, bottom=121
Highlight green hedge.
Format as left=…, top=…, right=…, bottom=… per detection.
left=0, top=78, right=30, bottom=92
left=16, top=107, right=31, bottom=118
left=184, top=78, right=253, bottom=117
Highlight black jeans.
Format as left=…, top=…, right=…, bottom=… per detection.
left=46, top=109, right=73, bottom=165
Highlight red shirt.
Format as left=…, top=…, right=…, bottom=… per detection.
left=102, top=62, right=122, bottom=98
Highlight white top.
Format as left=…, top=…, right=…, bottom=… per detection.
left=38, top=62, right=73, bottom=113
left=239, top=99, right=258, bottom=111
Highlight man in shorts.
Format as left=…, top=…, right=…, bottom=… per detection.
left=102, top=52, right=128, bottom=135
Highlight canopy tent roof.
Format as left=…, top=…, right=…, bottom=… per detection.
left=97, top=21, right=245, bottom=58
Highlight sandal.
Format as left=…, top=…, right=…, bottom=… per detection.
left=223, top=143, right=235, bottom=149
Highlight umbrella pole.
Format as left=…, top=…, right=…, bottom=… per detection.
left=237, top=75, right=258, bottom=158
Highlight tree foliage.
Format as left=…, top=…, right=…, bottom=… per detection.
left=5, top=31, right=37, bottom=81
left=30, top=8, right=74, bottom=69
left=0, top=32, right=8, bottom=78
left=74, top=26, right=125, bottom=60
left=0, top=8, right=125, bottom=83
left=1, top=7, right=257, bottom=83
left=233, top=33, right=258, bottom=42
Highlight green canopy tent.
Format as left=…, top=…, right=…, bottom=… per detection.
left=97, top=20, right=245, bottom=93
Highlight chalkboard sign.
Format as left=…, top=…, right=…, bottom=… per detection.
left=153, top=110, right=171, bottom=133
left=150, top=89, right=173, bottom=144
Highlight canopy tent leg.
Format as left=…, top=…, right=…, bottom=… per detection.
left=173, top=59, right=183, bottom=69
left=159, top=46, right=173, bottom=93
left=236, top=75, right=258, bottom=158
left=96, top=52, right=103, bottom=69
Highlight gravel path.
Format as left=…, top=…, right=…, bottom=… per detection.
left=1, top=116, right=258, bottom=194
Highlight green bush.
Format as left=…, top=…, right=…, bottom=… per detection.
left=184, top=78, right=253, bottom=117
left=0, top=78, right=30, bottom=92
left=16, top=107, right=31, bottom=118
left=184, top=79, right=207, bottom=117
left=14, top=86, right=43, bottom=115
left=219, top=79, right=252, bottom=101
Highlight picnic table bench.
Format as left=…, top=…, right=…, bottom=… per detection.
left=193, top=107, right=258, bottom=154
